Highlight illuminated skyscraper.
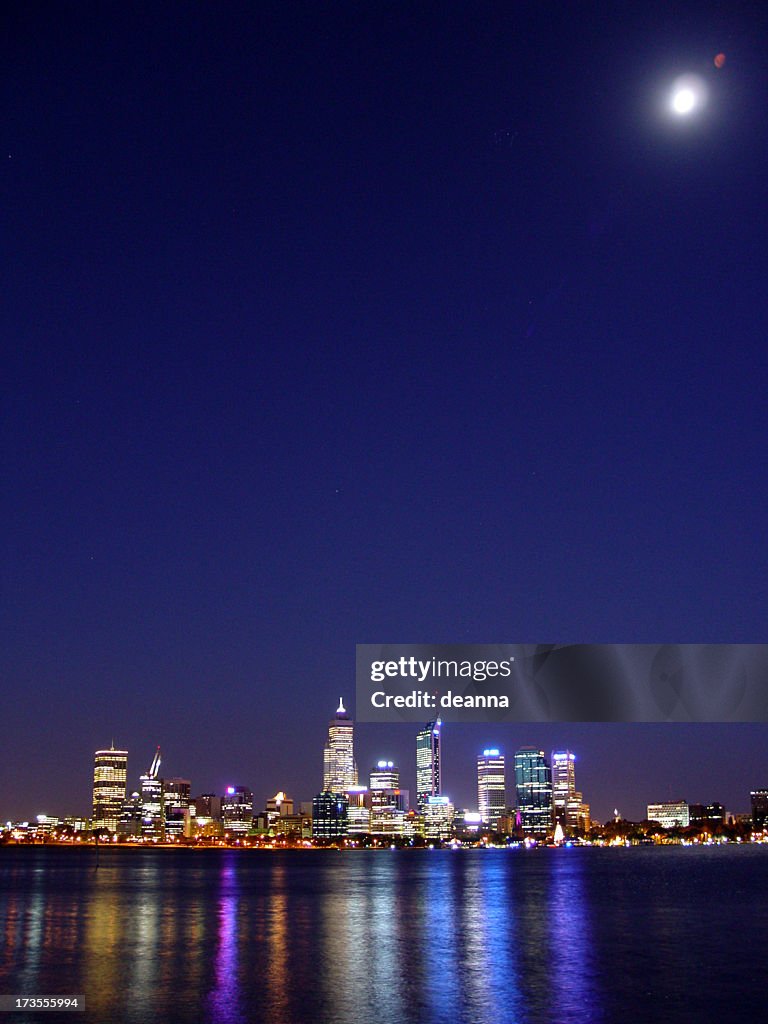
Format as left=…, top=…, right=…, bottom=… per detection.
left=163, top=778, right=191, bottom=837
left=551, top=750, right=590, bottom=835
left=369, top=760, right=400, bottom=792
left=551, top=750, right=576, bottom=813
left=423, top=796, right=454, bottom=840
left=514, top=746, right=553, bottom=837
left=322, top=698, right=358, bottom=793
left=312, top=791, right=349, bottom=840
left=416, top=719, right=442, bottom=810
left=477, top=748, right=506, bottom=829
left=92, top=745, right=128, bottom=832
left=222, top=786, right=254, bottom=834
left=139, top=747, right=164, bottom=839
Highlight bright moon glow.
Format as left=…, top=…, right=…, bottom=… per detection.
left=672, top=88, right=696, bottom=114
left=668, top=74, right=707, bottom=117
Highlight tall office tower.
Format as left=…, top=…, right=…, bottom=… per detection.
left=92, top=745, right=128, bottom=832
left=139, top=747, right=164, bottom=839
left=477, top=748, right=506, bottom=830
left=119, top=791, right=143, bottom=836
left=551, top=750, right=590, bottom=835
left=416, top=719, right=442, bottom=810
left=222, top=786, right=254, bottom=834
left=163, top=778, right=191, bottom=837
left=345, top=786, right=371, bottom=835
left=551, top=750, right=576, bottom=817
left=312, top=791, right=349, bottom=840
left=370, top=760, right=400, bottom=792
left=322, top=698, right=358, bottom=793
left=514, top=747, right=553, bottom=837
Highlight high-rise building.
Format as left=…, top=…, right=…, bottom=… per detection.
left=119, top=791, right=143, bottom=836
left=416, top=719, right=442, bottom=810
left=345, top=786, right=371, bottom=835
left=750, top=790, right=768, bottom=830
left=369, top=759, right=408, bottom=818
left=139, top=747, right=164, bottom=839
left=551, top=750, right=576, bottom=816
left=551, top=750, right=590, bottom=835
left=323, top=698, right=358, bottom=793
left=514, top=747, right=553, bottom=837
left=422, top=796, right=454, bottom=840
left=222, top=786, right=254, bottom=834
left=92, top=745, right=128, bottom=832
left=477, top=748, right=506, bottom=829
left=312, top=791, right=349, bottom=840
left=369, top=760, right=400, bottom=791
left=163, top=778, right=191, bottom=837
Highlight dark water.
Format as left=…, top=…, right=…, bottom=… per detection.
left=1, top=845, right=766, bottom=1024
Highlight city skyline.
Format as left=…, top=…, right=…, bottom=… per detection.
left=3, top=708, right=766, bottom=827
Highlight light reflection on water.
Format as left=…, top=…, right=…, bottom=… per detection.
left=0, top=846, right=766, bottom=1024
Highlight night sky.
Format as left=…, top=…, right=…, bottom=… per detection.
left=3, top=2, right=767, bottom=825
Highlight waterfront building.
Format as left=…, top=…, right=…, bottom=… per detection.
left=139, top=747, right=164, bottom=839
left=647, top=801, right=690, bottom=829
left=477, top=748, right=506, bottom=829
left=369, top=807, right=407, bottom=836
left=422, top=795, right=454, bottom=840
left=322, top=698, right=358, bottom=793
left=194, top=794, right=222, bottom=824
left=416, top=719, right=442, bottom=810
left=514, top=747, right=553, bottom=837
left=312, top=791, right=349, bottom=840
left=119, top=791, right=143, bottom=836
left=345, top=786, right=371, bottom=835
left=92, top=745, right=128, bottom=833
left=369, top=760, right=400, bottom=792
left=163, top=778, right=191, bottom=837
left=62, top=816, right=90, bottom=833
left=689, top=802, right=725, bottom=829
left=552, top=750, right=590, bottom=834
left=266, top=792, right=294, bottom=826
left=751, top=790, right=768, bottom=830
left=222, top=786, right=254, bottom=834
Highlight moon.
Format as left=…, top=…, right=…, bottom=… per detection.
left=672, top=87, right=696, bottom=114
left=668, top=74, right=707, bottom=117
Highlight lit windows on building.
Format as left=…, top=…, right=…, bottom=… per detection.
left=750, top=790, right=768, bottom=830
left=423, top=796, right=454, bottom=840
left=551, top=750, right=590, bottom=835
left=312, top=791, right=349, bottom=840
left=477, top=748, right=506, bottom=829
left=688, top=802, right=725, bottom=829
left=139, top=747, right=164, bottom=839
left=323, top=698, right=358, bottom=794
left=345, top=786, right=371, bottom=835
left=369, top=760, right=400, bottom=792
left=647, top=801, right=690, bottom=829
left=222, top=786, right=254, bottom=834
left=416, top=719, right=442, bottom=811
left=514, top=747, right=553, bottom=837
left=163, top=778, right=191, bottom=837
left=92, top=746, right=128, bottom=833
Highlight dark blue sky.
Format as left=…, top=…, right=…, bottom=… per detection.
left=2, top=1, right=766, bottom=823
